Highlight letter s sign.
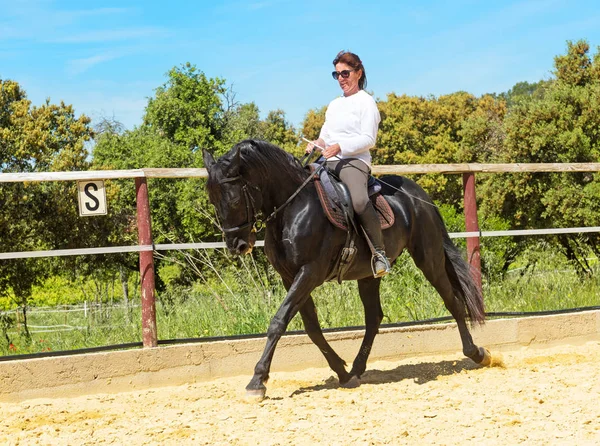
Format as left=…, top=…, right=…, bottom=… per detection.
left=77, top=180, right=107, bottom=216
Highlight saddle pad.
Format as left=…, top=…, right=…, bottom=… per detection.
left=313, top=171, right=395, bottom=231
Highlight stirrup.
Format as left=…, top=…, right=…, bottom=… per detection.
left=371, top=251, right=391, bottom=278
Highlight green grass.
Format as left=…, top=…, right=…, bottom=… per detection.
left=1, top=247, right=599, bottom=356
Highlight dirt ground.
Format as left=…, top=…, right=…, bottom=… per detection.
left=1, top=339, right=599, bottom=445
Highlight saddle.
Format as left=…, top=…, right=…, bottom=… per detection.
left=308, top=163, right=395, bottom=283
left=310, top=165, right=395, bottom=231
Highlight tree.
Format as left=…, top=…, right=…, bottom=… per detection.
left=300, top=106, right=327, bottom=141
left=497, top=80, right=550, bottom=107
left=554, top=40, right=593, bottom=86
left=376, top=91, right=506, bottom=205
left=95, top=65, right=307, bottom=290
left=221, top=102, right=262, bottom=148
left=259, top=109, right=299, bottom=156
left=476, top=40, right=600, bottom=274
left=144, top=63, right=227, bottom=154
left=93, top=126, right=211, bottom=243
left=94, top=63, right=235, bottom=290
left=0, top=78, right=94, bottom=335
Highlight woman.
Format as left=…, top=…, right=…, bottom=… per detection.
left=306, top=50, right=391, bottom=278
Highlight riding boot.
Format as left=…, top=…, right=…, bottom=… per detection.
left=357, top=202, right=391, bottom=278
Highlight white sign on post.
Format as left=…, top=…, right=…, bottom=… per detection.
left=77, top=180, right=107, bottom=216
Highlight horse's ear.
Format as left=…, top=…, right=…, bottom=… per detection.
left=202, top=149, right=216, bottom=169
left=225, top=146, right=241, bottom=178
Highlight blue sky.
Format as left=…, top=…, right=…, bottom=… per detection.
left=2, top=0, right=600, bottom=132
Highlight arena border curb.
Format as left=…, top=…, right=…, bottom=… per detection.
left=1, top=310, right=598, bottom=402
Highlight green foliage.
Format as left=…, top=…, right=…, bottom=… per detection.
left=476, top=39, right=600, bottom=273
left=260, top=109, right=299, bottom=156
left=0, top=78, right=94, bottom=323
left=436, top=202, right=465, bottom=233
left=92, top=64, right=303, bottom=286
left=144, top=63, right=227, bottom=153
left=376, top=92, right=506, bottom=206
left=300, top=106, right=327, bottom=141
left=93, top=126, right=210, bottom=243
left=554, top=40, right=594, bottom=86
left=497, top=80, right=550, bottom=107
left=0, top=312, right=15, bottom=349
left=222, top=104, right=299, bottom=155
left=17, top=275, right=86, bottom=307
left=93, top=126, right=216, bottom=288
left=158, top=263, right=183, bottom=288
left=485, top=244, right=600, bottom=312
left=0, top=271, right=138, bottom=310
left=221, top=102, right=263, bottom=148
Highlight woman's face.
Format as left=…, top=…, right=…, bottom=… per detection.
left=334, top=62, right=361, bottom=96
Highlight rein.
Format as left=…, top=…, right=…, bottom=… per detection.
left=264, top=163, right=324, bottom=224
left=218, top=159, right=325, bottom=233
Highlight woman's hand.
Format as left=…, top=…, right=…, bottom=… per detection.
left=305, top=138, right=325, bottom=154
left=323, top=143, right=341, bottom=159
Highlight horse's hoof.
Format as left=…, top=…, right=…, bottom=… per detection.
left=478, top=347, right=492, bottom=367
left=340, top=375, right=361, bottom=389
left=245, top=388, right=266, bottom=402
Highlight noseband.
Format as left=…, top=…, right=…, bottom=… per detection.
left=218, top=175, right=259, bottom=234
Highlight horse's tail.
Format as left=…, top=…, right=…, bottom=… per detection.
left=436, top=210, right=486, bottom=324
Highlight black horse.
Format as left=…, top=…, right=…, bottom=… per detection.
left=203, top=139, right=491, bottom=400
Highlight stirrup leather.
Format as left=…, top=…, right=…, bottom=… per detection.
left=371, top=251, right=391, bottom=278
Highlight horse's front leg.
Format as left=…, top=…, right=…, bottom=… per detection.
left=245, top=265, right=322, bottom=400
left=347, top=277, right=384, bottom=384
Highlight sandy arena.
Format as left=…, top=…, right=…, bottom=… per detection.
left=1, top=339, right=599, bottom=445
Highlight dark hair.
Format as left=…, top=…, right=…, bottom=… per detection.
left=333, top=51, right=367, bottom=90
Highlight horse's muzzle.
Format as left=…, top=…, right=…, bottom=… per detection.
left=227, top=231, right=257, bottom=256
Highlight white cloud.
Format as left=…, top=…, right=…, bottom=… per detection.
left=247, top=1, right=279, bottom=10
left=48, top=27, right=168, bottom=44
left=214, top=0, right=291, bottom=14
left=0, top=5, right=137, bottom=42
left=66, top=51, right=125, bottom=76
left=84, top=96, right=148, bottom=130
left=58, top=7, right=132, bottom=20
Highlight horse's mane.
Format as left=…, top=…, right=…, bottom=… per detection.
left=226, top=139, right=308, bottom=184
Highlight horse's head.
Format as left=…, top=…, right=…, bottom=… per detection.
left=203, top=146, right=259, bottom=256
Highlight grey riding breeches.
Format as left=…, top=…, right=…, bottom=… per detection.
left=326, top=158, right=371, bottom=214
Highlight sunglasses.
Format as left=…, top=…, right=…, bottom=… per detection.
left=331, top=69, right=354, bottom=80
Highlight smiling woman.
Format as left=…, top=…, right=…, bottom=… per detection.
left=306, top=50, right=391, bottom=277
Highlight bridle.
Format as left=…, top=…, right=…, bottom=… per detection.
left=214, top=155, right=325, bottom=235
left=217, top=175, right=261, bottom=234
left=216, top=164, right=326, bottom=236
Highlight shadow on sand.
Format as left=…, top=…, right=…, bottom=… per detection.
left=290, top=358, right=481, bottom=397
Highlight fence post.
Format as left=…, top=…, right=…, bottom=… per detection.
left=135, top=177, right=158, bottom=348
left=462, top=172, right=482, bottom=292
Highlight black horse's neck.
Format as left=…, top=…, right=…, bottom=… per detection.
left=234, top=140, right=310, bottom=219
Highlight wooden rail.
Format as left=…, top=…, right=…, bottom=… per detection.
left=372, top=163, right=600, bottom=175
left=1, top=163, right=600, bottom=183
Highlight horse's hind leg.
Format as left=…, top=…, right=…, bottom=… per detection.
left=347, top=277, right=384, bottom=383
left=411, top=249, right=488, bottom=365
left=299, top=297, right=352, bottom=385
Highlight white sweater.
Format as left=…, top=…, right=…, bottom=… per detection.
left=319, top=89, right=381, bottom=167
